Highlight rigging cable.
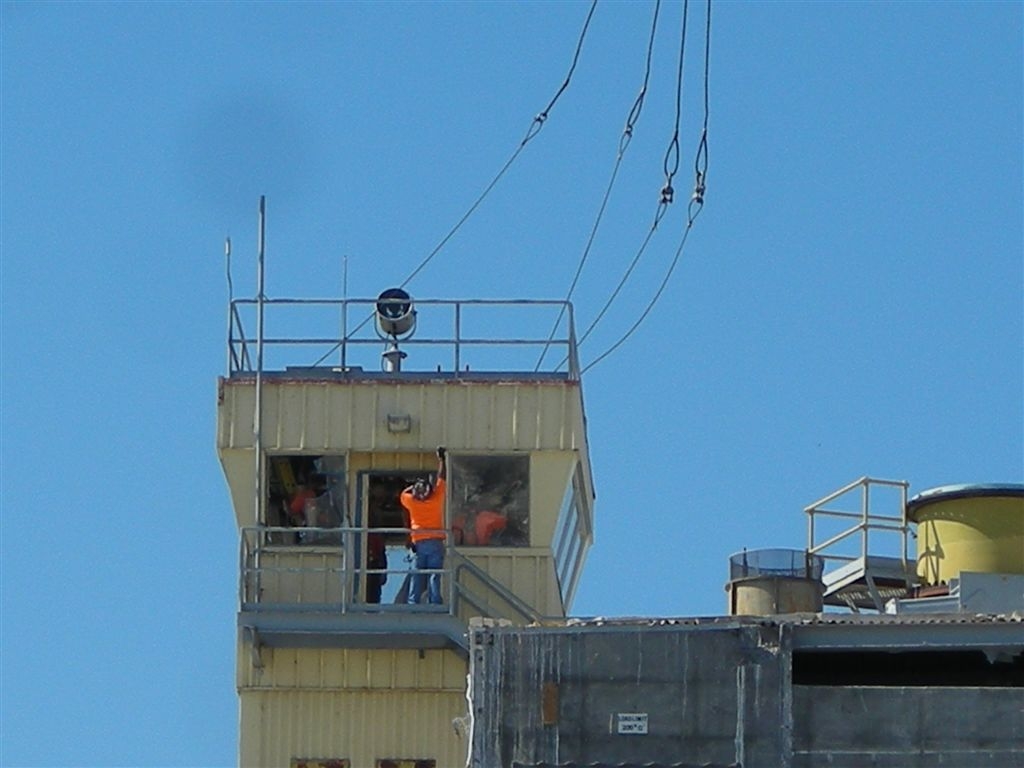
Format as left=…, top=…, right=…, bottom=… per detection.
left=535, top=0, right=662, bottom=371
left=660, top=0, right=689, bottom=207
left=558, top=0, right=690, bottom=369
left=313, top=1, right=600, bottom=366
left=400, top=0, right=597, bottom=290
left=692, top=0, right=710, bottom=207
left=581, top=0, right=711, bottom=376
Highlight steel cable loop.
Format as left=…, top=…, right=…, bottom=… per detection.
left=661, top=134, right=680, bottom=204
left=534, top=0, right=663, bottom=371
left=558, top=0, right=688, bottom=370
left=534, top=0, right=599, bottom=128
left=692, top=0, right=711, bottom=205
left=692, top=132, right=708, bottom=205
left=314, top=2, right=601, bottom=362
left=581, top=0, right=712, bottom=376
left=623, top=0, right=662, bottom=141
left=660, top=0, right=689, bottom=205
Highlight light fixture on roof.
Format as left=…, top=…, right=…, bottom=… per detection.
left=376, top=288, right=416, bottom=372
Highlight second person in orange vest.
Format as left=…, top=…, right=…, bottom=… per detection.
left=400, top=447, right=447, bottom=604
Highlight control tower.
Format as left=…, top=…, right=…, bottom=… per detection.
left=216, top=250, right=595, bottom=765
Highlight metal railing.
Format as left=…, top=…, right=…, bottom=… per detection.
left=806, top=477, right=910, bottom=566
left=805, top=477, right=913, bottom=607
left=227, top=297, right=581, bottom=380
left=239, top=525, right=549, bottom=624
left=729, top=548, right=824, bottom=581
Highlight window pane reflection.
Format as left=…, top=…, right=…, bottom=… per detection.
left=450, top=455, right=529, bottom=547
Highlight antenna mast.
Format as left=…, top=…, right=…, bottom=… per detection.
left=254, top=196, right=266, bottom=526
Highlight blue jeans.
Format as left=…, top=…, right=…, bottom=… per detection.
left=409, top=538, right=444, bottom=605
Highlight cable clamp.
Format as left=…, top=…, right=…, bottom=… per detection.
left=691, top=171, right=705, bottom=205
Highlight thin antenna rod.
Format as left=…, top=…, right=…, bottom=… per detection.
left=340, top=254, right=348, bottom=370
left=254, top=196, right=266, bottom=527
left=224, top=236, right=233, bottom=374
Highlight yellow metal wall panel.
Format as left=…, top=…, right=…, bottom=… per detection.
left=301, top=383, right=329, bottom=450
left=488, top=385, right=513, bottom=448
left=217, top=379, right=254, bottom=449
left=344, top=388, right=369, bottom=449
left=457, top=549, right=560, bottom=618
left=257, top=549, right=345, bottom=605
left=529, top=453, right=577, bottom=545
left=324, top=387, right=350, bottom=449
left=544, top=556, right=563, bottom=613
left=522, top=384, right=544, bottom=449
left=239, top=648, right=466, bottom=693
left=220, top=451, right=256, bottom=526
left=219, top=378, right=588, bottom=454
left=237, top=648, right=470, bottom=766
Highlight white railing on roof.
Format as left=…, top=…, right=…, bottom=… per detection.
left=805, top=476, right=914, bottom=610
left=227, top=297, right=581, bottom=380
left=805, top=477, right=911, bottom=569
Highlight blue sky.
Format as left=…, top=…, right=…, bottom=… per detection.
left=1, top=1, right=1021, bottom=766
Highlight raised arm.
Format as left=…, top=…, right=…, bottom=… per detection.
left=436, top=446, right=447, bottom=481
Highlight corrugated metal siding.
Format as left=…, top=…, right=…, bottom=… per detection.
left=530, top=454, right=577, bottom=546
left=255, top=549, right=346, bottom=605
left=240, top=688, right=468, bottom=768
left=459, top=550, right=562, bottom=618
left=239, top=647, right=467, bottom=691
left=218, top=379, right=587, bottom=454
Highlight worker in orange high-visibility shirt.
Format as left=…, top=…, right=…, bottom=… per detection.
left=400, top=447, right=447, bottom=604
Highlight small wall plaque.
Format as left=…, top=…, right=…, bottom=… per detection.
left=614, top=712, right=648, bottom=735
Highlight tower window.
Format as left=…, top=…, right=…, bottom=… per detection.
left=266, top=454, right=347, bottom=543
left=449, top=454, right=530, bottom=547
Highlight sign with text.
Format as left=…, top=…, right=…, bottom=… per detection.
left=614, top=712, right=649, bottom=735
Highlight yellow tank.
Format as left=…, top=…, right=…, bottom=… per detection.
left=906, top=484, right=1024, bottom=586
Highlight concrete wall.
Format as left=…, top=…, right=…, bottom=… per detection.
left=469, top=620, right=1024, bottom=768
left=469, top=624, right=788, bottom=767
left=792, top=685, right=1024, bottom=768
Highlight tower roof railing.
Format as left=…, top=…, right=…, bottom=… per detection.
left=226, top=296, right=581, bottom=381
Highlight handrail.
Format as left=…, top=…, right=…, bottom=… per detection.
left=448, top=549, right=544, bottom=625
left=805, top=477, right=914, bottom=603
left=239, top=525, right=553, bottom=624
left=226, top=297, right=580, bottom=380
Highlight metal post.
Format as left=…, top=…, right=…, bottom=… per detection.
left=340, top=255, right=348, bottom=371
left=224, top=237, right=233, bottom=374
left=341, top=527, right=351, bottom=613
left=567, top=302, right=579, bottom=378
left=446, top=534, right=456, bottom=615
left=900, top=481, right=910, bottom=589
left=454, top=301, right=461, bottom=374
left=807, top=506, right=815, bottom=557
left=861, top=480, right=870, bottom=564
left=239, top=530, right=246, bottom=606
left=254, top=196, right=266, bottom=527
